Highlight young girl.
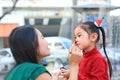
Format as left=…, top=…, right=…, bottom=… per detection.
left=59, top=21, right=112, bottom=80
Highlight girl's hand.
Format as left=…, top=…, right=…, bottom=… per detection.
left=69, top=40, right=83, bottom=66
left=67, top=41, right=82, bottom=80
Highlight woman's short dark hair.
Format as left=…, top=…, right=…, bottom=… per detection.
left=9, top=25, right=39, bottom=65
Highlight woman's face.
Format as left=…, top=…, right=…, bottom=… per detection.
left=74, top=27, right=95, bottom=51
left=35, top=29, right=50, bottom=59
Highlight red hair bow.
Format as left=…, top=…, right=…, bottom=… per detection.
left=94, top=17, right=104, bottom=27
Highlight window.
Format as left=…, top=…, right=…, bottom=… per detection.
left=25, top=19, right=30, bottom=25
left=63, top=41, right=71, bottom=49
left=0, top=51, right=10, bottom=57
left=35, top=19, right=43, bottom=25
left=54, top=42, right=64, bottom=49
left=48, top=43, right=52, bottom=49
left=25, top=18, right=62, bottom=25
left=48, top=18, right=62, bottom=25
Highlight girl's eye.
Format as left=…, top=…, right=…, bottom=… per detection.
left=78, top=34, right=82, bottom=37
left=74, top=36, right=76, bottom=39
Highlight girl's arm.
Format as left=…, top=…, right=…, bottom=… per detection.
left=59, top=43, right=82, bottom=80
left=69, top=65, right=79, bottom=80
left=68, top=44, right=82, bottom=80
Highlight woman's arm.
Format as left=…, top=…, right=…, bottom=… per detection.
left=36, top=72, right=52, bottom=80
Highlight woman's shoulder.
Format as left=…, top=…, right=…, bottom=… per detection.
left=18, top=62, right=51, bottom=77
left=20, top=62, right=44, bottom=68
left=14, top=62, right=46, bottom=72
left=5, top=62, right=51, bottom=80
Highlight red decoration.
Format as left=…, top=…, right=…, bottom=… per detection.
left=94, top=17, right=104, bottom=27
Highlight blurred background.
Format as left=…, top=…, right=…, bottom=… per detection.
left=0, top=0, right=120, bottom=80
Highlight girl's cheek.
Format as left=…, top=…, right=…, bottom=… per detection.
left=80, top=35, right=85, bottom=39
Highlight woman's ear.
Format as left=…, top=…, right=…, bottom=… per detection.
left=90, top=33, right=98, bottom=42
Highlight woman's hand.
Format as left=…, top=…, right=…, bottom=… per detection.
left=58, top=68, right=70, bottom=80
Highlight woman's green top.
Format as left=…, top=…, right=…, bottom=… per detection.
left=5, top=62, right=51, bottom=80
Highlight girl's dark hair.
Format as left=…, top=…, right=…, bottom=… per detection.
left=9, top=25, right=39, bottom=65
left=77, top=22, right=112, bottom=78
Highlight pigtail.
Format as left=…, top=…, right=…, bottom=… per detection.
left=98, top=27, right=112, bottom=79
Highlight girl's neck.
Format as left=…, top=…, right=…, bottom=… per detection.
left=84, top=45, right=96, bottom=52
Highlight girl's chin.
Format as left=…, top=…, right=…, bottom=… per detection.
left=78, top=46, right=83, bottom=50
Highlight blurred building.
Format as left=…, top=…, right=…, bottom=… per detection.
left=0, top=0, right=114, bottom=48
left=111, top=16, right=120, bottom=48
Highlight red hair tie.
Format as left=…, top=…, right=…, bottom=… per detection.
left=94, top=17, right=104, bottom=27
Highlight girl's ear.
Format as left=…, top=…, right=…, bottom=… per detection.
left=90, top=33, right=98, bottom=42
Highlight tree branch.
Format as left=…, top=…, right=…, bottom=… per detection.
left=0, top=0, right=19, bottom=20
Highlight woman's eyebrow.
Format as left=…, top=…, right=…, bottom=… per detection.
left=40, top=34, right=44, bottom=38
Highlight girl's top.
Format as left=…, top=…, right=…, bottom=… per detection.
left=5, top=62, right=51, bottom=80
left=78, top=47, right=109, bottom=80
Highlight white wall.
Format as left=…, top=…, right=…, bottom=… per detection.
left=0, top=14, right=24, bottom=26
left=0, top=0, right=2, bottom=16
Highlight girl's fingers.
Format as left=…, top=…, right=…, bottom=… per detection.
left=70, top=45, right=81, bottom=55
left=69, top=47, right=72, bottom=54
left=72, top=39, right=76, bottom=45
left=69, top=39, right=76, bottom=54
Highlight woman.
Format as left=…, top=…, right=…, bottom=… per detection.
left=5, top=25, right=52, bottom=80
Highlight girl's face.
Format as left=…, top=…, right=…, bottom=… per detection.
left=74, top=27, right=96, bottom=52
left=35, top=29, right=50, bottom=59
